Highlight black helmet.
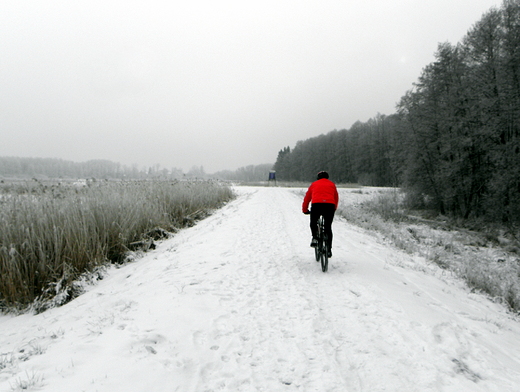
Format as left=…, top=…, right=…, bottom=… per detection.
left=317, top=171, right=329, bottom=180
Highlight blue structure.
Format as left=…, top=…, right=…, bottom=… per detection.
left=268, top=170, right=276, bottom=185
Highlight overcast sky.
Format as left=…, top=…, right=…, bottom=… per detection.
left=0, top=0, right=504, bottom=173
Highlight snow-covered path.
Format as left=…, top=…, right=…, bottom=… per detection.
left=2, top=187, right=520, bottom=391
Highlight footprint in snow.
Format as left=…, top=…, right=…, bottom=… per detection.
left=193, top=330, right=208, bottom=346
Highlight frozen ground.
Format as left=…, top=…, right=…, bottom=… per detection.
left=1, top=186, right=520, bottom=391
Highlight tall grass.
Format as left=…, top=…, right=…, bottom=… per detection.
left=0, top=180, right=233, bottom=312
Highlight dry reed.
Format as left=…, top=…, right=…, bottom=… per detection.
left=0, top=180, right=233, bottom=311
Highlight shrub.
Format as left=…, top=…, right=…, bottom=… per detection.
left=337, top=188, right=520, bottom=313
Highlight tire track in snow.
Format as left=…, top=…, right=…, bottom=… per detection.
left=179, top=187, right=353, bottom=391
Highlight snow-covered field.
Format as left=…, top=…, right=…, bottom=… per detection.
left=1, top=186, right=520, bottom=391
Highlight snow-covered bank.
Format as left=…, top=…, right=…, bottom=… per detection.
left=1, top=187, right=520, bottom=391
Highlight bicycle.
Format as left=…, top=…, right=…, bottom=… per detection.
left=314, top=215, right=329, bottom=272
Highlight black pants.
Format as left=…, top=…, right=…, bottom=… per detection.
left=310, top=203, right=335, bottom=248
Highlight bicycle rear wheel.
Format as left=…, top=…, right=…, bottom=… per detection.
left=321, top=234, right=329, bottom=272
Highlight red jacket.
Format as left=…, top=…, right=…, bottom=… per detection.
left=302, top=178, right=339, bottom=213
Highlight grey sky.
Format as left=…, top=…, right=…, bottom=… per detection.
left=0, top=0, right=503, bottom=173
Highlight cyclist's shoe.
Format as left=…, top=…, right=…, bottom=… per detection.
left=327, top=249, right=332, bottom=258
left=310, top=238, right=318, bottom=247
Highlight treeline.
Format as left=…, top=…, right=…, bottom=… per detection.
left=274, top=114, right=401, bottom=187
left=213, top=163, right=273, bottom=182
left=274, top=0, right=520, bottom=223
left=0, top=156, right=274, bottom=183
left=0, top=156, right=186, bottom=180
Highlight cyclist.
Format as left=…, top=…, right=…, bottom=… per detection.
left=302, top=171, right=339, bottom=257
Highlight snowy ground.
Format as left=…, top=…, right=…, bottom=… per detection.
left=1, top=186, right=520, bottom=392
